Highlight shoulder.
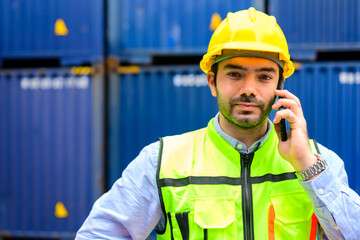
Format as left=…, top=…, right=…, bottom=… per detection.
left=161, top=128, right=207, bottom=148
left=132, top=140, right=161, bottom=172
left=159, top=128, right=207, bottom=160
left=130, top=128, right=207, bottom=174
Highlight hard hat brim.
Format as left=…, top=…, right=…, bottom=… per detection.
left=200, top=42, right=294, bottom=78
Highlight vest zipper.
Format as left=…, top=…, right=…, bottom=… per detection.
left=241, top=153, right=254, bottom=240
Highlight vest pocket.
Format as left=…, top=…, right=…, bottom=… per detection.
left=193, top=197, right=237, bottom=239
left=168, top=197, right=237, bottom=239
left=270, top=191, right=314, bottom=239
left=194, top=197, right=235, bottom=228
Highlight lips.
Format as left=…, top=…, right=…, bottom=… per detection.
left=234, top=102, right=259, bottom=111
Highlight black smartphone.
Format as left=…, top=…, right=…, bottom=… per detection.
left=277, top=79, right=287, bottom=141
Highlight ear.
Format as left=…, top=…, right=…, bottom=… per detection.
left=207, top=71, right=217, bottom=97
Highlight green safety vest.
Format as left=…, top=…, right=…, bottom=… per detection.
left=156, top=119, right=319, bottom=240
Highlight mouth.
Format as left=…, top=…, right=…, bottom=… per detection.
left=233, top=102, right=259, bottom=111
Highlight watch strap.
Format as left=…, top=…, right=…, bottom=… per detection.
left=295, top=153, right=328, bottom=181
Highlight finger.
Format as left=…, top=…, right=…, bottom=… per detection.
left=273, top=108, right=297, bottom=124
left=272, top=98, right=304, bottom=116
left=274, top=89, right=301, bottom=106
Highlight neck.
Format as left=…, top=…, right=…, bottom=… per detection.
left=218, top=114, right=269, bottom=149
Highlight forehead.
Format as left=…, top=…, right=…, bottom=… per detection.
left=218, top=56, right=280, bottom=72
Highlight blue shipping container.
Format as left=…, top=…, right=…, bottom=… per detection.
left=269, top=0, right=360, bottom=60
left=0, top=0, right=104, bottom=66
left=0, top=67, right=104, bottom=239
left=108, top=0, right=259, bottom=63
left=109, top=62, right=360, bottom=195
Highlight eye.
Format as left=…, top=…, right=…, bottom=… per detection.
left=227, top=72, right=243, bottom=78
left=259, top=74, right=273, bottom=80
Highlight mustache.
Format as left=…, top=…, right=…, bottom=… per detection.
left=230, top=95, right=264, bottom=106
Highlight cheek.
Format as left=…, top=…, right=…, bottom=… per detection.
left=264, top=92, right=277, bottom=106
left=262, top=84, right=277, bottom=97
left=218, top=82, right=240, bottom=96
left=215, top=88, right=231, bottom=107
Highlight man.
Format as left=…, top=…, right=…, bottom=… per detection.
left=76, top=8, right=360, bottom=240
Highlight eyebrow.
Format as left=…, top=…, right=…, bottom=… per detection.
left=223, top=64, right=277, bottom=73
left=255, top=67, right=277, bottom=73
left=223, top=64, right=247, bottom=71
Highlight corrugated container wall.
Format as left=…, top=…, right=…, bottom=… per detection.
left=0, top=67, right=104, bottom=239
left=109, top=62, right=360, bottom=195
left=0, top=0, right=104, bottom=66
left=108, top=66, right=218, bottom=185
left=269, top=0, right=360, bottom=60
left=108, top=0, right=260, bottom=63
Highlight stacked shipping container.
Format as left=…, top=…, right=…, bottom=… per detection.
left=269, top=0, right=360, bottom=60
left=1, top=0, right=106, bottom=238
left=0, top=68, right=104, bottom=239
left=108, top=0, right=258, bottom=63
left=0, top=0, right=104, bottom=66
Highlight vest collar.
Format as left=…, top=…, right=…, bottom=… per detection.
left=213, top=114, right=273, bottom=154
left=207, top=119, right=278, bottom=168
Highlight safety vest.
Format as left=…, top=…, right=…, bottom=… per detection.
left=156, top=119, right=319, bottom=240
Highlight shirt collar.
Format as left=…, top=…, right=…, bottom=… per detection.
left=213, top=113, right=272, bottom=154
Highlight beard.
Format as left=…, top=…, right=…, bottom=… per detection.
left=217, top=92, right=276, bottom=129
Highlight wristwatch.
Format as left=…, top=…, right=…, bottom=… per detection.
left=295, top=153, right=328, bottom=181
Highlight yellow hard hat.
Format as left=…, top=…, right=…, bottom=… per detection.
left=200, top=7, right=294, bottom=79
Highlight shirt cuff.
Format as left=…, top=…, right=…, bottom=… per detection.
left=299, top=166, right=343, bottom=209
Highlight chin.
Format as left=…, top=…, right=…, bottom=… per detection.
left=232, top=114, right=268, bottom=128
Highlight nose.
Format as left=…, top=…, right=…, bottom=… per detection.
left=239, top=75, right=256, bottom=96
